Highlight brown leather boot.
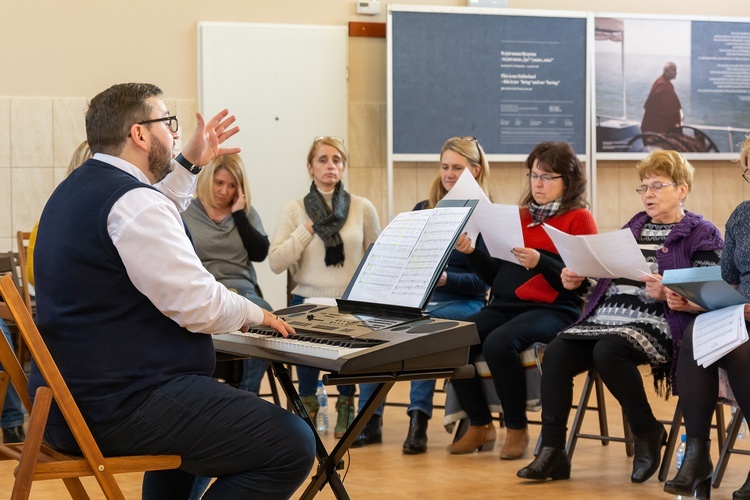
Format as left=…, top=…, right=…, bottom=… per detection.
left=446, top=423, right=496, bottom=454
left=500, top=427, right=529, bottom=460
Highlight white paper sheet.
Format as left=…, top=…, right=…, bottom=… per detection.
left=442, top=168, right=490, bottom=244
left=442, top=169, right=523, bottom=262
left=475, top=203, right=525, bottom=262
left=542, top=225, right=653, bottom=281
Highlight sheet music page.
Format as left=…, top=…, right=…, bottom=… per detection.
left=346, top=207, right=471, bottom=308
left=543, top=225, right=652, bottom=280
left=693, top=304, right=749, bottom=367
left=442, top=168, right=491, bottom=245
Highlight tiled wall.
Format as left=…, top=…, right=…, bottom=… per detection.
left=2, top=98, right=747, bottom=253
left=0, top=97, right=198, bottom=252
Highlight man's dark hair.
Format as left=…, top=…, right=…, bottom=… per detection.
left=85, top=83, right=162, bottom=156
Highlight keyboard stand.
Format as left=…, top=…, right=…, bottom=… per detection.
left=271, top=362, right=474, bottom=500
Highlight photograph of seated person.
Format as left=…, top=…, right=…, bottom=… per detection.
left=182, top=153, right=272, bottom=396
left=518, top=150, right=723, bottom=485
left=448, top=141, right=597, bottom=460
left=268, top=136, right=380, bottom=438
left=31, top=82, right=315, bottom=499
left=664, top=136, right=750, bottom=500
left=354, top=135, right=491, bottom=453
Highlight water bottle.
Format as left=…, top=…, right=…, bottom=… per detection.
left=675, top=434, right=687, bottom=499
left=675, top=433, right=687, bottom=469
left=731, top=407, right=748, bottom=439
left=316, top=381, right=329, bottom=433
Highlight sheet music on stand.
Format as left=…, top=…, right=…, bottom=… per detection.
left=693, top=304, right=749, bottom=367
left=339, top=199, right=477, bottom=316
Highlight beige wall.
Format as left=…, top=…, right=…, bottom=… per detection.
left=2, top=1, right=750, bottom=251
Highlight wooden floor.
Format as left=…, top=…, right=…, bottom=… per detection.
left=2, top=367, right=749, bottom=499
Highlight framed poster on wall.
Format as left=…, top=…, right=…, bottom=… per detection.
left=595, top=14, right=750, bottom=157
left=389, top=6, right=589, bottom=160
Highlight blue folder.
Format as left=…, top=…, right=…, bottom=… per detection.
left=662, top=266, right=747, bottom=311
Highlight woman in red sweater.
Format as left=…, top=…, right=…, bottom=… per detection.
left=448, top=141, right=597, bottom=460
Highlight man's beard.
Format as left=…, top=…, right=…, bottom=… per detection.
left=148, top=138, right=173, bottom=183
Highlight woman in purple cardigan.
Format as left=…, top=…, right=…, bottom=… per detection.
left=518, top=150, right=723, bottom=485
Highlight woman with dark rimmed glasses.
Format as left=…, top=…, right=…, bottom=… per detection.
left=449, top=141, right=597, bottom=460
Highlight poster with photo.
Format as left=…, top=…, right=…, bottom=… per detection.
left=595, top=15, right=750, bottom=155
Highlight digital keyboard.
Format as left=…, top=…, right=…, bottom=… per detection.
left=212, top=303, right=480, bottom=375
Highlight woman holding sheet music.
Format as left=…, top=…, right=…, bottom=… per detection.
left=448, top=141, right=597, bottom=460
left=663, top=137, right=750, bottom=500
left=518, top=150, right=723, bottom=485
left=353, top=136, right=491, bottom=453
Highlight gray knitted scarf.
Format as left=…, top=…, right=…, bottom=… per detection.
left=304, top=181, right=350, bottom=267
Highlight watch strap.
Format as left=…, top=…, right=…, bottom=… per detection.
left=175, top=153, right=202, bottom=174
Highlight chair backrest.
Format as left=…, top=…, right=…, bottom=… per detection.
left=0, top=274, right=180, bottom=499
left=0, top=252, right=21, bottom=293
left=15, top=231, right=32, bottom=312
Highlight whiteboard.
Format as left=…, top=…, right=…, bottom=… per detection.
left=199, top=22, right=348, bottom=310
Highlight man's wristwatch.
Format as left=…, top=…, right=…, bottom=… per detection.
left=175, top=153, right=202, bottom=174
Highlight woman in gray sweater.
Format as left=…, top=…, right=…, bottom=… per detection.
left=182, top=153, right=271, bottom=395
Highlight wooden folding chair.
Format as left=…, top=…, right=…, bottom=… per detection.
left=14, top=232, right=33, bottom=316
left=566, top=369, right=634, bottom=460
left=658, top=400, right=726, bottom=482
left=0, top=274, right=181, bottom=499
left=14, top=231, right=34, bottom=364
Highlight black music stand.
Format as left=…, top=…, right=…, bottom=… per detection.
left=271, top=362, right=474, bottom=500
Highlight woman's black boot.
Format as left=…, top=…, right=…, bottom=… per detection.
left=631, top=423, right=667, bottom=483
left=664, top=437, right=713, bottom=499
left=402, top=410, right=429, bottom=454
left=351, top=414, right=382, bottom=448
left=734, top=472, right=750, bottom=499
left=516, top=447, right=571, bottom=480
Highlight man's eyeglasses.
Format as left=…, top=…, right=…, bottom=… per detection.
left=635, top=182, right=677, bottom=194
left=527, top=172, right=563, bottom=183
left=137, top=115, right=179, bottom=134
left=742, top=167, right=750, bottom=184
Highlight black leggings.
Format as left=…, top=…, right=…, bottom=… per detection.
left=451, top=307, right=575, bottom=429
left=540, top=335, right=657, bottom=448
left=678, top=320, right=750, bottom=440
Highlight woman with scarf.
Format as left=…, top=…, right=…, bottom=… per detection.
left=448, top=141, right=597, bottom=460
left=268, top=136, right=380, bottom=438
left=518, top=150, right=723, bottom=485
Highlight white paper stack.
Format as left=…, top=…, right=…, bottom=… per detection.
left=692, top=304, right=749, bottom=367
